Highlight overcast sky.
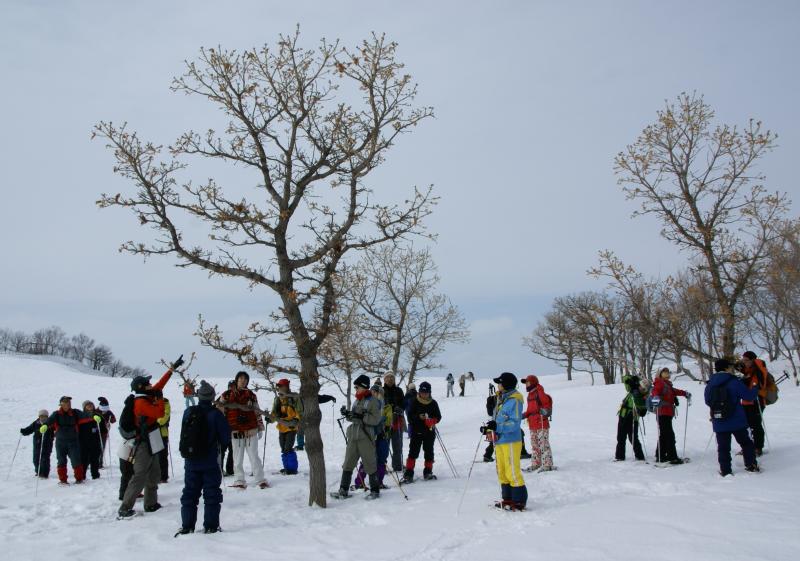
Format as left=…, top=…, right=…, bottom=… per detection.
left=1, top=0, right=798, bottom=386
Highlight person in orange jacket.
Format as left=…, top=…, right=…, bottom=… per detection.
left=651, top=367, right=690, bottom=464
left=522, top=375, right=554, bottom=472
left=117, top=354, right=183, bottom=518
left=739, top=351, right=767, bottom=455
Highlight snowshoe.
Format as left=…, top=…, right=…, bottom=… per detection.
left=144, top=503, right=162, bottom=513
left=174, top=527, right=194, bottom=538
left=745, top=464, right=761, bottom=473
left=203, top=527, right=222, bottom=534
left=365, top=492, right=380, bottom=500
left=116, top=509, right=138, bottom=520
left=523, top=465, right=542, bottom=472
left=423, top=473, right=437, bottom=481
left=538, top=466, right=556, bottom=473
left=258, top=481, right=270, bottom=489
left=482, top=456, right=494, bottom=463
left=58, top=481, right=70, bottom=486
left=228, top=483, right=247, bottom=489
left=330, top=488, right=351, bottom=499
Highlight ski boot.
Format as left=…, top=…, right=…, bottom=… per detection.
left=144, top=503, right=162, bottom=513
left=365, top=473, right=380, bottom=500
left=401, top=469, right=414, bottom=484
left=330, top=470, right=353, bottom=499
left=174, top=527, right=194, bottom=538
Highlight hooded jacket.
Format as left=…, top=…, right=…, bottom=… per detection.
left=704, top=371, right=758, bottom=433
left=493, top=389, right=524, bottom=445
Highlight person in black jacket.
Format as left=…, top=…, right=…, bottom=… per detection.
left=79, top=400, right=103, bottom=479
left=383, top=372, right=406, bottom=473
left=43, top=396, right=94, bottom=484
left=402, top=381, right=442, bottom=483
left=20, top=409, right=54, bottom=477
left=176, top=381, right=232, bottom=535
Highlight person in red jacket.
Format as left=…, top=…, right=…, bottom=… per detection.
left=219, top=371, right=267, bottom=489
left=739, top=351, right=767, bottom=455
left=117, top=354, right=183, bottom=518
left=522, top=375, right=554, bottom=472
left=651, top=367, right=691, bottom=464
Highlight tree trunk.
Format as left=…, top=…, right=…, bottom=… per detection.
left=566, top=352, right=573, bottom=381
left=299, top=356, right=326, bottom=508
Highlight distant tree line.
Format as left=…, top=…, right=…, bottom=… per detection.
left=524, top=93, right=799, bottom=385
left=0, top=325, right=148, bottom=378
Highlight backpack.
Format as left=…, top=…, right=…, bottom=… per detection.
left=763, top=372, right=779, bottom=406
left=645, top=394, right=661, bottom=414
left=118, top=395, right=137, bottom=440
left=709, top=377, right=735, bottom=421
left=179, top=406, right=210, bottom=460
left=539, top=392, right=554, bottom=421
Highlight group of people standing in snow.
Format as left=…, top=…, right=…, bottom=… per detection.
left=615, top=350, right=776, bottom=476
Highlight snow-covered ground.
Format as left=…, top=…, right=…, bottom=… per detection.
left=1, top=355, right=798, bottom=560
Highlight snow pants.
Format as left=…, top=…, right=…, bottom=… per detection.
left=55, top=438, right=84, bottom=482
left=343, top=436, right=377, bottom=474
left=446, top=383, right=455, bottom=397
left=80, top=434, right=101, bottom=479
left=495, top=441, right=525, bottom=487
left=716, top=428, right=756, bottom=475
left=406, top=430, right=435, bottom=476
left=529, top=428, right=553, bottom=468
left=120, top=444, right=161, bottom=511
left=615, top=413, right=644, bottom=461
left=355, top=437, right=389, bottom=488
left=231, top=430, right=265, bottom=485
left=181, top=463, right=223, bottom=531
left=390, top=428, right=404, bottom=472
left=158, top=436, right=169, bottom=482
left=744, top=404, right=765, bottom=452
left=655, top=414, right=678, bottom=462
left=118, top=458, right=134, bottom=500
left=33, top=436, right=53, bottom=477
left=279, top=431, right=298, bottom=472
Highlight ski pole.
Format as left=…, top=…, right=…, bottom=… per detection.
left=35, top=435, right=47, bottom=497
left=106, top=428, right=114, bottom=478
left=261, top=423, right=268, bottom=467
left=168, top=438, right=175, bottom=479
left=434, top=427, right=459, bottom=478
left=336, top=418, right=348, bottom=444
left=682, top=399, right=690, bottom=460
left=456, top=432, right=485, bottom=515
left=756, top=399, right=771, bottom=452
left=95, top=419, right=106, bottom=472
left=386, top=447, right=409, bottom=500
left=7, top=434, right=22, bottom=481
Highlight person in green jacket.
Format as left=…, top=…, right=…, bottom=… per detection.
left=330, top=375, right=383, bottom=500
left=614, top=375, right=649, bottom=461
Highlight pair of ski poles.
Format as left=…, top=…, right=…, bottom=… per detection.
left=434, top=427, right=459, bottom=479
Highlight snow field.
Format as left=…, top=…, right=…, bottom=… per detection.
left=1, top=355, right=798, bottom=561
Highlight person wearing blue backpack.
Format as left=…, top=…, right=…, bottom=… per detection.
left=175, top=380, right=231, bottom=536
left=704, top=358, right=759, bottom=477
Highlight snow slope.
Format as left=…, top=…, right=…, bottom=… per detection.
left=1, top=355, right=798, bottom=561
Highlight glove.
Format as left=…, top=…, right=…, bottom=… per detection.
left=424, top=418, right=437, bottom=429
left=264, top=414, right=273, bottom=424
left=39, top=425, right=48, bottom=434
left=94, top=415, right=103, bottom=423
left=340, top=405, right=348, bottom=417
left=685, top=392, right=692, bottom=405
left=350, top=411, right=364, bottom=420
left=19, top=428, right=25, bottom=435
left=486, top=420, right=497, bottom=432
left=331, top=397, right=337, bottom=403
left=171, top=354, right=185, bottom=369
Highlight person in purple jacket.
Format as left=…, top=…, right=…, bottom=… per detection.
left=704, top=358, right=760, bottom=476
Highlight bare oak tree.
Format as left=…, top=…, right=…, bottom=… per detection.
left=94, top=31, right=434, bottom=507
left=615, top=92, right=788, bottom=357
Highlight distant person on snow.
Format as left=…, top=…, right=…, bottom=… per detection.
left=20, top=409, right=54, bottom=478
left=183, top=379, right=197, bottom=408
left=43, top=396, right=95, bottom=484
left=402, top=381, right=442, bottom=483
left=175, top=380, right=231, bottom=536
left=117, top=354, right=183, bottom=518
left=79, top=400, right=103, bottom=479
left=615, top=375, right=649, bottom=462
left=220, top=371, right=268, bottom=489
left=331, top=375, right=383, bottom=500
left=704, top=358, right=760, bottom=476
left=522, top=375, right=554, bottom=472
left=481, top=372, right=528, bottom=511
left=446, top=373, right=455, bottom=398
left=651, top=367, right=690, bottom=464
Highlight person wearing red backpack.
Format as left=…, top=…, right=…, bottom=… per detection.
left=739, top=351, right=768, bottom=456
left=522, top=375, right=554, bottom=472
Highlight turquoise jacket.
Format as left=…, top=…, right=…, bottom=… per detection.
left=493, top=389, right=524, bottom=444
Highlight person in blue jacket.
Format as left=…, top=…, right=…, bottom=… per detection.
left=704, top=358, right=760, bottom=476
left=480, top=372, right=528, bottom=510
left=176, top=380, right=232, bottom=536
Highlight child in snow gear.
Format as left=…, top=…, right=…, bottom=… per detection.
left=268, top=378, right=300, bottom=475
left=157, top=397, right=171, bottom=482
left=383, top=372, right=406, bottom=473
left=739, top=351, right=769, bottom=455
left=651, top=368, right=690, bottom=464
left=79, top=400, right=103, bottom=479
left=704, top=359, right=760, bottom=476
left=615, top=375, right=648, bottom=461
left=177, top=380, right=231, bottom=535
left=446, top=373, right=455, bottom=397
left=44, top=396, right=93, bottom=484
left=402, top=381, right=442, bottom=483
left=97, top=396, right=116, bottom=468
left=481, top=372, right=528, bottom=510
left=220, top=371, right=267, bottom=488
left=118, top=354, right=182, bottom=518
left=523, top=375, right=554, bottom=471
left=20, top=409, right=54, bottom=477
left=331, top=375, right=383, bottom=500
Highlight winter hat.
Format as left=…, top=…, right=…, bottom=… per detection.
left=277, top=378, right=291, bottom=388
left=742, top=351, right=757, bottom=360
left=354, top=374, right=371, bottom=389
left=97, top=396, right=109, bottom=406
left=418, top=381, right=432, bottom=393
left=714, top=358, right=732, bottom=373
left=82, top=400, right=95, bottom=410
left=235, top=371, right=250, bottom=382
left=131, top=375, right=152, bottom=393
left=493, top=372, right=517, bottom=390
left=371, top=383, right=384, bottom=395
left=197, top=380, right=216, bottom=402
left=524, top=375, right=539, bottom=387
left=59, top=396, right=72, bottom=404
left=38, top=409, right=48, bottom=418
left=407, top=382, right=416, bottom=391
